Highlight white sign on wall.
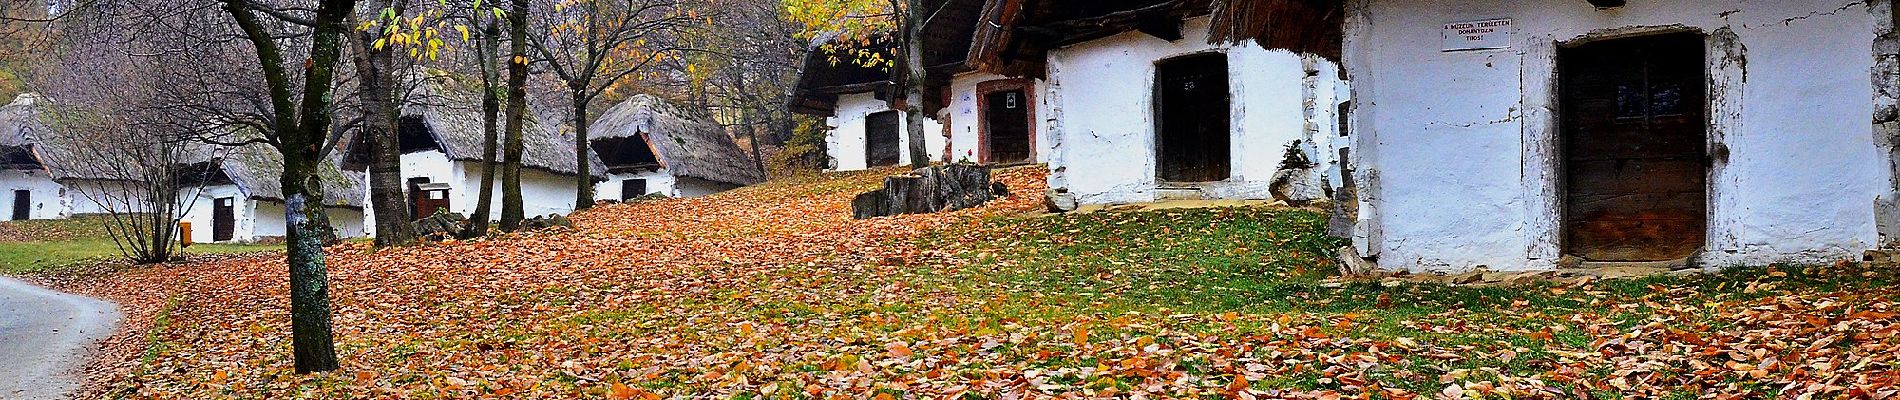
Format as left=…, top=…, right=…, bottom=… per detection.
left=1443, top=18, right=1513, bottom=51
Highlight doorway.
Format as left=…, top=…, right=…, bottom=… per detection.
left=981, top=83, right=1033, bottom=163
left=865, top=111, right=902, bottom=167
left=212, top=197, right=235, bottom=242
left=408, top=177, right=451, bottom=218
left=621, top=179, right=649, bottom=200
left=1560, top=32, right=1708, bottom=262
left=10, top=190, right=28, bottom=220
left=1155, top=53, right=1231, bottom=182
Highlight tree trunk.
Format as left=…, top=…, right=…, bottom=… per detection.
left=352, top=8, right=416, bottom=246
left=901, top=0, right=931, bottom=169
left=465, top=20, right=502, bottom=237
left=499, top=0, right=529, bottom=231
left=572, top=89, right=594, bottom=210
left=282, top=160, right=338, bottom=373
left=743, top=109, right=767, bottom=179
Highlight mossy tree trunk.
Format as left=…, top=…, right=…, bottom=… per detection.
left=351, top=0, right=416, bottom=246
left=221, top=0, right=356, bottom=373
left=499, top=0, right=529, bottom=231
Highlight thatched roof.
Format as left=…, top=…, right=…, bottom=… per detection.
left=185, top=138, right=367, bottom=210
left=0, top=93, right=139, bottom=181
left=0, top=94, right=48, bottom=170
left=966, top=0, right=1340, bottom=75
left=346, top=68, right=607, bottom=178
left=590, top=95, right=765, bottom=186
left=1206, top=0, right=1342, bottom=59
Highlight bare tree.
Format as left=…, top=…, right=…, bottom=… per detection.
left=526, top=0, right=697, bottom=210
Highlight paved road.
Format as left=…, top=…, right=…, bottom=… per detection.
left=0, top=277, right=120, bottom=400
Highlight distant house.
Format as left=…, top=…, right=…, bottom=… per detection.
left=587, top=95, right=766, bottom=200
left=911, top=0, right=1053, bottom=167
left=1338, top=0, right=1900, bottom=271
left=958, top=0, right=1350, bottom=205
left=790, top=37, right=947, bottom=171
left=342, top=70, right=606, bottom=230
left=176, top=142, right=366, bottom=243
left=0, top=93, right=145, bottom=220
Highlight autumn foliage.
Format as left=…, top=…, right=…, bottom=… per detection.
left=30, top=166, right=1900, bottom=399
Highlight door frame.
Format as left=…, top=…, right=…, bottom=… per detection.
left=1524, top=27, right=1738, bottom=266
left=975, top=78, right=1038, bottom=164
left=1151, top=50, right=1235, bottom=183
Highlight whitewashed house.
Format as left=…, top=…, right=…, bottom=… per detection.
left=176, top=142, right=367, bottom=243
left=0, top=93, right=146, bottom=220
left=791, top=39, right=948, bottom=171
left=962, top=0, right=1351, bottom=206
left=1337, top=0, right=1900, bottom=271
left=914, top=0, right=1056, bottom=167
left=343, top=70, right=607, bottom=232
left=587, top=95, right=766, bottom=200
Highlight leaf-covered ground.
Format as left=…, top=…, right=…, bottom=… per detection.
left=35, top=166, right=1900, bottom=399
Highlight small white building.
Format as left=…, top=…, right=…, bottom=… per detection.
left=1339, top=0, right=1900, bottom=271
left=791, top=40, right=947, bottom=171
left=0, top=93, right=147, bottom=220
left=176, top=142, right=366, bottom=243
left=587, top=95, right=766, bottom=200
left=962, top=1, right=1350, bottom=205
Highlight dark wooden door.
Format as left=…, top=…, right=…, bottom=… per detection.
left=413, top=189, right=450, bottom=217
left=10, top=190, right=28, bottom=220
left=1560, top=32, right=1707, bottom=261
left=866, top=111, right=902, bottom=167
left=1156, top=53, right=1231, bottom=182
left=212, top=197, right=235, bottom=242
left=984, top=89, right=1032, bottom=163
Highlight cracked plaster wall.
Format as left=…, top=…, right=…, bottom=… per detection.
left=1346, top=0, right=1890, bottom=272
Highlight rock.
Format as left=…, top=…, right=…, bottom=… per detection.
left=1043, top=189, right=1078, bottom=213
left=518, top=214, right=576, bottom=231
left=1336, top=245, right=1379, bottom=277
left=990, top=182, right=1010, bottom=197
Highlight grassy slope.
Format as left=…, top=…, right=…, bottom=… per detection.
left=0, top=216, right=276, bottom=274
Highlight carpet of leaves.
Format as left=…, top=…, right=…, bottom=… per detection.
left=37, top=165, right=1900, bottom=400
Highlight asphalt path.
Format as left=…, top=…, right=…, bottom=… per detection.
left=0, top=276, right=120, bottom=400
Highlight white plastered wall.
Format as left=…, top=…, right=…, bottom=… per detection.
left=179, top=184, right=249, bottom=243
left=1044, top=16, right=1344, bottom=204
left=0, top=169, right=70, bottom=220
left=1345, top=0, right=1889, bottom=271
left=597, top=169, right=677, bottom=200
left=363, top=150, right=588, bottom=236
left=945, top=72, right=1053, bottom=164
left=824, top=92, right=947, bottom=171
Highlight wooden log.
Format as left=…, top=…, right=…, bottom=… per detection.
left=853, top=189, right=890, bottom=219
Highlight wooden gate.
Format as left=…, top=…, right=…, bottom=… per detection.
left=866, top=111, right=902, bottom=167
left=1560, top=32, right=1708, bottom=261
left=1156, top=53, right=1232, bottom=182
left=212, top=197, right=235, bottom=242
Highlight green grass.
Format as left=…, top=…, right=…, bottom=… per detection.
left=918, top=206, right=1900, bottom=395
left=0, top=216, right=277, bottom=274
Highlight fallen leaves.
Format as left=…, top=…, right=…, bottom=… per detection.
left=26, top=165, right=1900, bottom=399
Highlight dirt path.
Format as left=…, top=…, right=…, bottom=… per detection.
left=0, top=276, right=120, bottom=400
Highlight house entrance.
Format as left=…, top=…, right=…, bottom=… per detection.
left=983, top=88, right=1032, bottom=163
left=10, top=190, right=28, bottom=220
left=1560, top=32, right=1708, bottom=262
left=866, top=110, right=902, bottom=167
left=213, top=197, right=235, bottom=242
left=1156, top=53, right=1231, bottom=182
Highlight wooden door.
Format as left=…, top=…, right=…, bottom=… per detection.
left=1560, top=32, right=1707, bottom=261
left=212, top=197, right=235, bottom=242
left=984, top=89, right=1032, bottom=163
left=10, top=190, right=28, bottom=220
left=866, top=111, right=902, bottom=167
left=1156, top=53, right=1231, bottom=182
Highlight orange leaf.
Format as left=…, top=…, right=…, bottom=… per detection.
left=610, top=382, right=638, bottom=400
